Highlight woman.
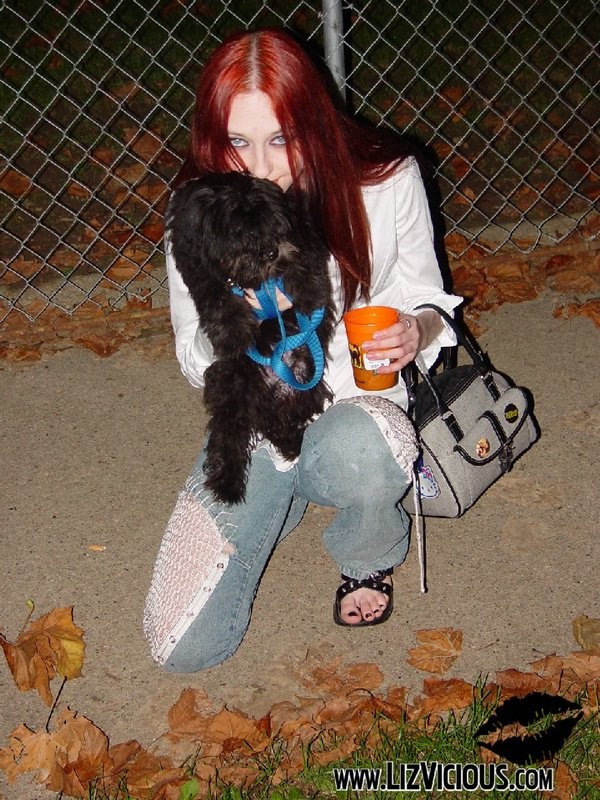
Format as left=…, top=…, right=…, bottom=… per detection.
left=144, top=28, right=461, bottom=672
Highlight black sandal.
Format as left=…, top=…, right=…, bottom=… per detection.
left=333, top=568, right=394, bottom=627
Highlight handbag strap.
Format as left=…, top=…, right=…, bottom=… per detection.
left=401, top=305, right=502, bottom=442
left=415, top=304, right=500, bottom=401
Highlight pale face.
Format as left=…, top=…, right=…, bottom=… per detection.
left=227, top=90, right=294, bottom=190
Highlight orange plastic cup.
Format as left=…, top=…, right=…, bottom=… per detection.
left=343, top=306, right=399, bottom=391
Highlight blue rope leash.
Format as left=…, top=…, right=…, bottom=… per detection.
left=231, top=277, right=325, bottom=391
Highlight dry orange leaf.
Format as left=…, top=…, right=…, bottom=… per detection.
left=0, top=708, right=108, bottom=795
left=572, top=615, right=600, bottom=650
left=0, top=169, right=31, bottom=197
left=548, top=268, right=599, bottom=294
left=494, top=667, right=559, bottom=699
left=0, top=606, right=85, bottom=706
left=406, top=627, right=463, bottom=674
left=531, top=650, right=600, bottom=688
left=412, top=677, right=475, bottom=717
left=550, top=760, right=579, bottom=800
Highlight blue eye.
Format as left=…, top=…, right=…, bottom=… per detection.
left=272, top=134, right=286, bottom=146
left=229, top=137, right=247, bottom=148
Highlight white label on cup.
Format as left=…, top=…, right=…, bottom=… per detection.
left=362, top=353, right=390, bottom=370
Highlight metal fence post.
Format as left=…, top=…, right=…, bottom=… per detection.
left=321, top=0, right=346, bottom=100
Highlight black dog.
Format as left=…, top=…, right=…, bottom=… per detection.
left=166, top=172, right=334, bottom=503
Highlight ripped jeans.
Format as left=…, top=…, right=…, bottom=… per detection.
left=147, top=401, right=412, bottom=673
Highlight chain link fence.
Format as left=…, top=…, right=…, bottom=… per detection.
left=1, top=0, right=598, bottom=329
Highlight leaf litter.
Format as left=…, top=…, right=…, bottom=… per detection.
left=0, top=607, right=598, bottom=798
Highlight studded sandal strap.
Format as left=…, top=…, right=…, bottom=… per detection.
left=338, top=568, right=393, bottom=598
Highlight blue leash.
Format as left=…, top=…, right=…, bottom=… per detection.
left=231, top=277, right=325, bottom=391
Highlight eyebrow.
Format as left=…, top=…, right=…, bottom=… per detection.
left=227, top=129, right=285, bottom=138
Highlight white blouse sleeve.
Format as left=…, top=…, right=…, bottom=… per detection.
left=166, top=236, right=214, bottom=389
left=370, top=158, right=463, bottom=367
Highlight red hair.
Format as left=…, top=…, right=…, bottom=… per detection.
left=175, top=28, right=416, bottom=310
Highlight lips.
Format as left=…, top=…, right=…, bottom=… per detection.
left=475, top=691, right=583, bottom=764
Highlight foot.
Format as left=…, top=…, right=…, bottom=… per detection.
left=334, top=569, right=393, bottom=627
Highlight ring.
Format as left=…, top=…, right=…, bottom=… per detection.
left=403, top=317, right=411, bottom=329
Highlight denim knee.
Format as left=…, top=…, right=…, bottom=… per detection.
left=298, top=402, right=408, bottom=507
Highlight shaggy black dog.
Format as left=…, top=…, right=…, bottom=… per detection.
left=166, top=172, right=334, bottom=503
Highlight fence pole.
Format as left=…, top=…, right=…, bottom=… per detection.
left=321, top=0, right=346, bottom=100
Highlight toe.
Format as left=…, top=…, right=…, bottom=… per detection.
left=339, top=581, right=391, bottom=625
left=339, top=595, right=363, bottom=624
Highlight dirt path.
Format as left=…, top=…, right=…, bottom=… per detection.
left=1, top=291, right=598, bottom=798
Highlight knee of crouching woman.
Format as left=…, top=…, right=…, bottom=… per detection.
left=298, top=402, right=405, bottom=505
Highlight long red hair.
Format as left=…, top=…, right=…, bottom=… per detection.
left=174, top=28, right=417, bottom=310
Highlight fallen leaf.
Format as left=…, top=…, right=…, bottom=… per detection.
left=3, top=255, right=43, bottom=281
left=0, top=169, right=31, bottom=197
left=495, top=278, right=539, bottom=304
left=130, top=132, right=163, bottom=162
left=0, top=709, right=108, bottom=795
left=494, top=667, right=559, bottom=698
left=87, top=544, right=106, bottom=552
left=296, top=652, right=383, bottom=696
left=566, top=298, right=600, bottom=326
left=71, top=330, right=128, bottom=358
left=572, top=615, right=600, bottom=650
left=406, top=628, right=463, bottom=674
left=549, top=760, right=579, bottom=800
left=547, top=268, right=598, bottom=294
left=0, top=606, right=85, bottom=705
left=411, top=677, right=474, bottom=717
left=531, top=650, right=600, bottom=690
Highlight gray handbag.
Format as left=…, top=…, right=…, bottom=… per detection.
left=402, top=305, right=539, bottom=518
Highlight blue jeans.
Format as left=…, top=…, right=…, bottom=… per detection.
left=163, top=402, right=411, bottom=672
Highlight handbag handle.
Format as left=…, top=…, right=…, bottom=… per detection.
left=401, top=305, right=502, bottom=441
left=412, top=304, right=501, bottom=402
left=414, top=304, right=491, bottom=375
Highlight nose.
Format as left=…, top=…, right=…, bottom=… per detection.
left=248, top=146, right=272, bottom=180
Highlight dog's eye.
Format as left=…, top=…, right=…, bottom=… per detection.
left=263, top=248, right=279, bottom=262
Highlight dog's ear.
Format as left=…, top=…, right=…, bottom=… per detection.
left=166, top=180, right=231, bottom=287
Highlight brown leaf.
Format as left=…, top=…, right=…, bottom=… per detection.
left=104, top=258, right=141, bottom=281
left=531, top=650, right=600, bottom=690
left=0, top=169, right=31, bottom=197
left=66, top=182, right=91, bottom=199
left=130, top=132, right=163, bottom=162
left=548, top=268, right=598, bottom=294
left=452, top=264, right=485, bottom=297
left=495, top=277, right=539, bottom=304
left=117, top=747, right=181, bottom=799
left=0, top=607, right=85, bottom=705
left=296, top=652, right=383, bottom=696
left=0, top=709, right=108, bottom=796
left=485, top=261, right=527, bottom=281
left=406, top=628, right=463, bottom=674
left=544, top=254, right=575, bottom=275
left=567, top=298, right=600, bottom=327
left=3, top=255, right=42, bottom=281
left=572, top=615, right=600, bottom=650
left=71, top=330, right=128, bottom=358
left=549, top=760, right=579, bottom=800
left=203, top=707, right=266, bottom=749
left=494, top=667, right=559, bottom=699
left=411, top=677, right=474, bottom=717
left=167, top=687, right=214, bottom=739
